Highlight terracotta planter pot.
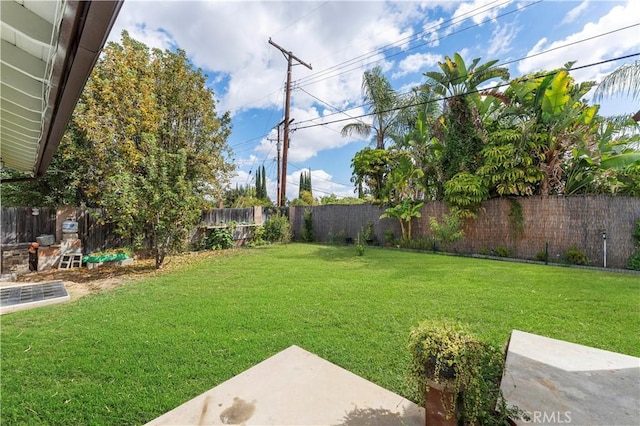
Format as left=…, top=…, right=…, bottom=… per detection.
left=425, top=379, right=459, bottom=426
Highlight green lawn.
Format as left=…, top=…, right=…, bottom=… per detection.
left=2, top=244, right=639, bottom=424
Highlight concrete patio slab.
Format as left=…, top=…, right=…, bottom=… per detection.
left=502, top=330, right=640, bottom=425
left=145, top=345, right=424, bottom=426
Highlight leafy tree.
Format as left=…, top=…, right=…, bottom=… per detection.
left=70, top=31, right=233, bottom=268
left=341, top=66, right=401, bottom=149
left=350, top=147, right=395, bottom=200
left=320, top=194, right=367, bottom=205
left=290, top=190, right=316, bottom=206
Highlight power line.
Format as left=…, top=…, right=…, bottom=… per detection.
left=294, top=0, right=517, bottom=87
left=290, top=52, right=640, bottom=132
left=288, top=161, right=352, bottom=188
left=290, top=28, right=640, bottom=130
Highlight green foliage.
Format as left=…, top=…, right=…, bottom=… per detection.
left=494, top=245, right=512, bottom=258
left=328, top=230, right=349, bottom=245
left=298, top=171, right=312, bottom=198
left=384, top=229, right=396, bottom=245
left=633, top=219, right=640, bottom=246
left=355, top=233, right=365, bottom=256
left=479, top=137, right=543, bottom=196
left=398, top=237, right=434, bottom=251
left=429, top=212, right=464, bottom=250
left=361, top=221, right=378, bottom=245
left=408, top=320, right=522, bottom=425
left=14, top=31, right=234, bottom=268
left=563, top=247, right=589, bottom=266
left=263, top=214, right=292, bottom=244
left=627, top=253, right=640, bottom=270
left=380, top=198, right=424, bottom=241
left=205, top=227, right=234, bottom=250
left=534, top=250, right=548, bottom=263
left=247, top=225, right=266, bottom=247
left=320, top=194, right=368, bottom=205
left=443, top=172, right=488, bottom=217
left=350, top=148, right=393, bottom=200
left=301, top=208, right=315, bottom=242
left=255, top=165, right=268, bottom=200
left=508, top=199, right=525, bottom=239
left=290, top=190, right=316, bottom=206
left=341, top=66, right=402, bottom=150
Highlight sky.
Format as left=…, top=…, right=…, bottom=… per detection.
left=109, top=0, right=640, bottom=202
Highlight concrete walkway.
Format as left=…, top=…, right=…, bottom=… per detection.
left=145, top=345, right=424, bottom=425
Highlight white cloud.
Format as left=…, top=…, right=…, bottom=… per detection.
left=111, top=0, right=421, bottom=118
left=518, top=1, right=640, bottom=83
left=449, top=0, right=514, bottom=31
left=487, top=22, right=519, bottom=57
left=393, top=52, right=441, bottom=78
left=287, top=168, right=352, bottom=200
left=421, top=17, right=444, bottom=47
left=253, top=105, right=368, bottom=163
left=561, top=0, right=590, bottom=25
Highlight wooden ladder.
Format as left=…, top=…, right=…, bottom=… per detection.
left=59, top=253, right=83, bottom=269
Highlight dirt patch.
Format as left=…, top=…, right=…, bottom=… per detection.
left=14, top=250, right=230, bottom=301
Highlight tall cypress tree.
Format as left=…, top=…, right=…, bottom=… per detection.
left=299, top=173, right=305, bottom=198
left=255, top=167, right=262, bottom=199
left=261, top=165, right=267, bottom=199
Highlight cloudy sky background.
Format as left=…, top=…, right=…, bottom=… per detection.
left=109, top=0, right=640, bottom=201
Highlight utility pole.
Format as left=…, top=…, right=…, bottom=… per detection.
left=269, top=38, right=311, bottom=206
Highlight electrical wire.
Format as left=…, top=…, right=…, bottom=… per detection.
left=290, top=52, right=640, bottom=132
left=290, top=36, right=640, bottom=129
left=294, top=0, right=518, bottom=87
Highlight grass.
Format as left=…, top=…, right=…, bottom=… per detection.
left=1, top=244, right=639, bottom=424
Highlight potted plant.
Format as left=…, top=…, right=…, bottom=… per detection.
left=408, top=320, right=523, bottom=425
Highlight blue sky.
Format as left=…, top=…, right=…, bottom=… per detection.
left=110, top=0, right=640, bottom=201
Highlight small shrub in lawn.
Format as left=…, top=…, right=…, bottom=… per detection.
left=628, top=253, right=640, bottom=271
left=494, top=245, right=512, bottom=258
left=563, top=247, right=589, bottom=266
left=263, top=214, right=292, bottom=244
left=205, top=227, right=234, bottom=250
left=478, top=248, right=490, bottom=256
left=534, top=250, right=548, bottom=262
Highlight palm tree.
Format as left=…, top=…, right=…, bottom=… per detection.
left=341, top=66, right=400, bottom=149
left=593, top=61, right=640, bottom=103
left=421, top=53, right=510, bottom=180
